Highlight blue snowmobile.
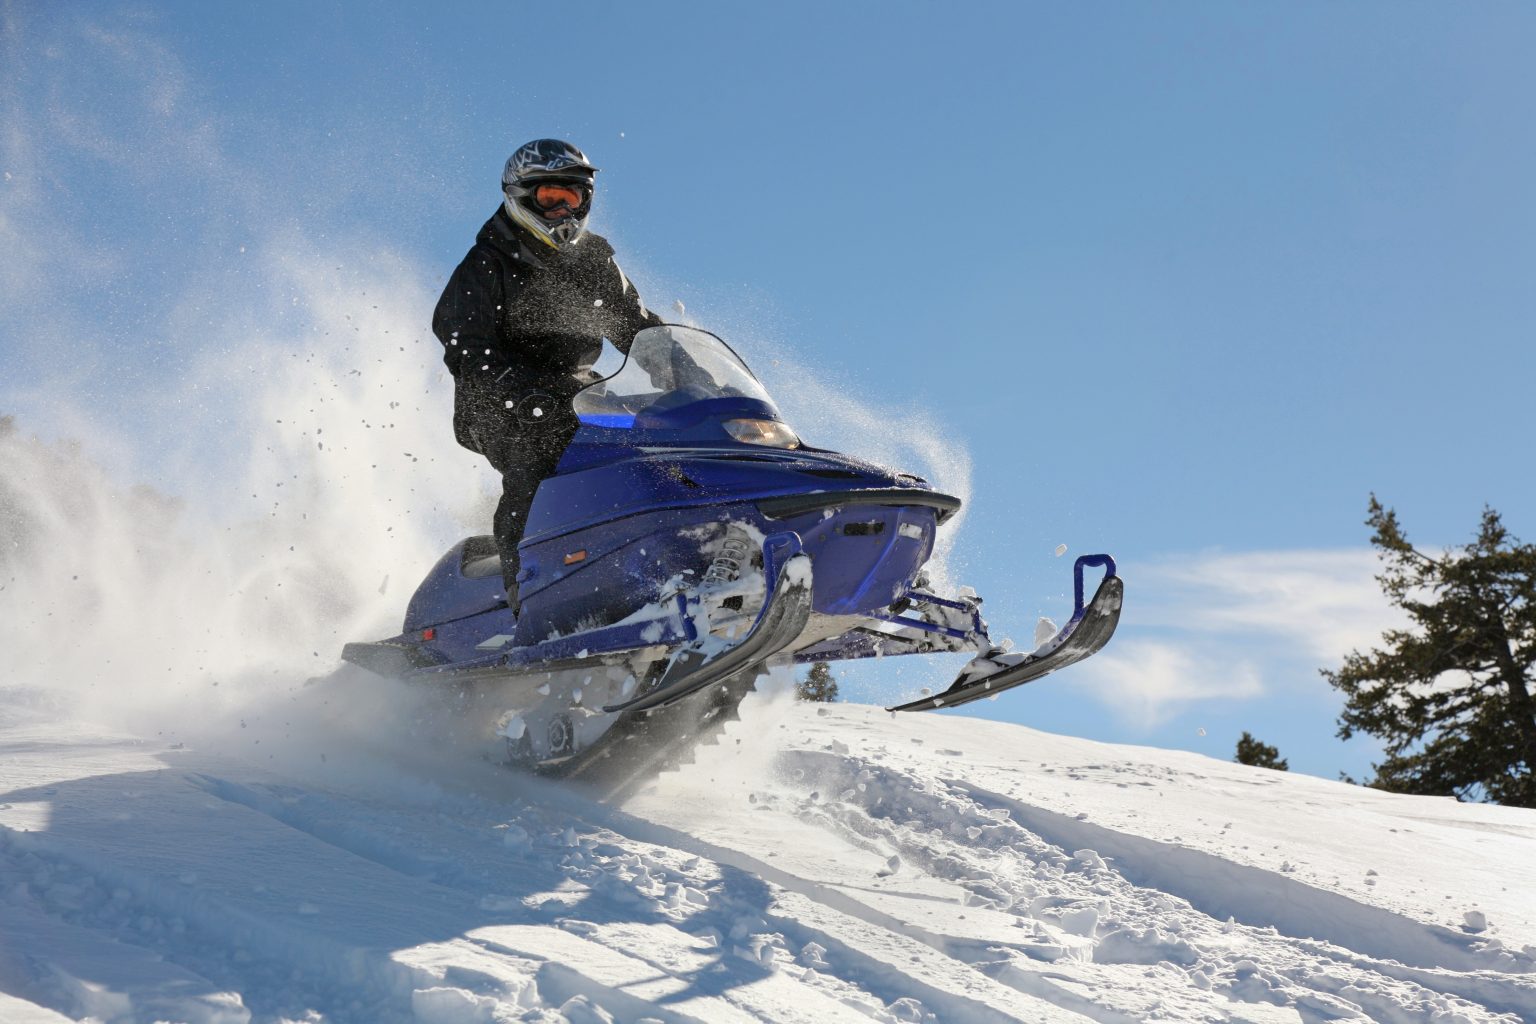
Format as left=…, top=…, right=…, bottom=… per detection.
left=344, top=325, right=1122, bottom=779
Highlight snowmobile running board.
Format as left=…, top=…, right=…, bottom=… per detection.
left=887, top=555, right=1123, bottom=713
left=602, top=536, right=813, bottom=715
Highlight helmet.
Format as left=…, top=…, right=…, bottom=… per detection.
left=502, top=139, right=599, bottom=248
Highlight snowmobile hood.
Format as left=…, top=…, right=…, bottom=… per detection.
left=519, top=324, right=960, bottom=546
left=525, top=444, right=957, bottom=547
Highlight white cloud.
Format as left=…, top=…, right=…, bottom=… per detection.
left=0, top=7, right=221, bottom=374
left=1073, top=548, right=1403, bottom=727
left=1132, top=549, right=1405, bottom=661
left=1075, top=639, right=1265, bottom=727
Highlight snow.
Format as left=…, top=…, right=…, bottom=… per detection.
left=1, top=687, right=1532, bottom=1023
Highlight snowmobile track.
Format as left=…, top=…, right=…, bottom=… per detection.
left=551, top=669, right=763, bottom=803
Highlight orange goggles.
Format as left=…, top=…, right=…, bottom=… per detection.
left=531, top=182, right=590, bottom=211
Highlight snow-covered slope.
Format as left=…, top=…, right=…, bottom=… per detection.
left=1, top=686, right=1533, bottom=1024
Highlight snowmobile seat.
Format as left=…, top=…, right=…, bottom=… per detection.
left=460, top=535, right=501, bottom=579
left=401, top=537, right=511, bottom=632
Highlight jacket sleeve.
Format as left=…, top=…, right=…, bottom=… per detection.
left=432, top=244, right=517, bottom=382
left=604, top=256, right=663, bottom=355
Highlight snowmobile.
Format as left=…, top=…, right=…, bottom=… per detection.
left=343, top=325, right=1122, bottom=781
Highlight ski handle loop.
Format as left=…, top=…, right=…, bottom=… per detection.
left=1072, top=554, right=1118, bottom=620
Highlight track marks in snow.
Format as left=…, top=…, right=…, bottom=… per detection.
left=1, top=756, right=672, bottom=1022
left=0, top=841, right=249, bottom=1024
left=171, top=713, right=1046, bottom=1019
left=950, top=778, right=1536, bottom=1016
left=754, top=748, right=1534, bottom=1024
left=182, top=767, right=975, bottom=1022
left=4, top=702, right=1532, bottom=1023
left=534, top=811, right=1029, bottom=1022
left=952, top=777, right=1524, bottom=975
left=659, top=751, right=1243, bottom=1024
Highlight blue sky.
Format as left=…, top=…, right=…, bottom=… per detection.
left=3, top=2, right=1533, bottom=781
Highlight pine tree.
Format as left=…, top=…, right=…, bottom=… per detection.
left=796, top=661, right=839, bottom=702
left=1323, top=497, right=1536, bottom=806
left=1234, top=731, right=1288, bottom=771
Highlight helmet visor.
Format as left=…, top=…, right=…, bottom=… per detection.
left=531, top=182, right=591, bottom=213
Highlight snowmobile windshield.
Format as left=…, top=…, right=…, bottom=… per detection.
left=573, top=325, right=784, bottom=431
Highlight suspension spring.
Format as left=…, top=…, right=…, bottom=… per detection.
left=703, top=528, right=752, bottom=585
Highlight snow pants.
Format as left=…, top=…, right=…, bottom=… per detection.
left=453, top=378, right=579, bottom=605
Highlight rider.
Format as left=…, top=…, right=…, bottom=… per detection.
left=433, top=139, right=661, bottom=610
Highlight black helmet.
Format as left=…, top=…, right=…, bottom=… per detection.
left=502, top=139, right=599, bottom=248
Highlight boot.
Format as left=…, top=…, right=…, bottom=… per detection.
left=500, top=557, right=522, bottom=618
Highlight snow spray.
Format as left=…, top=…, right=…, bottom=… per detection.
left=0, top=252, right=974, bottom=791
left=0, top=10, right=972, bottom=780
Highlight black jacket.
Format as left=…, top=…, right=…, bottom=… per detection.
left=432, top=208, right=661, bottom=396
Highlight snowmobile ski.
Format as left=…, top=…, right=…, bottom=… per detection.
left=887, top=555, right=1122, bottom=713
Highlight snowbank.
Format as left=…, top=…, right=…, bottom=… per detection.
left=1, top=691, right=1532, bottom=1023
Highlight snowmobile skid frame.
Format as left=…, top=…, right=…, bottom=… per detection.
left=344, top=531, right=812, bottom=697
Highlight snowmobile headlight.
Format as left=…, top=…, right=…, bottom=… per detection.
left=723, top=418, right=800, bottom=449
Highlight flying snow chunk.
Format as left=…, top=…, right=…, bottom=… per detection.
left=1057, top=904, right=1099, bottom=936
left=1072, top=849, right=1107, bottom=871
left=498, top=823, right=531, bottom=849
left=414, top=987, right=496, bottom=1022
left=559, top=995, right=616, bottom=1023
left=1055, top=543, right=1068, bottom=557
